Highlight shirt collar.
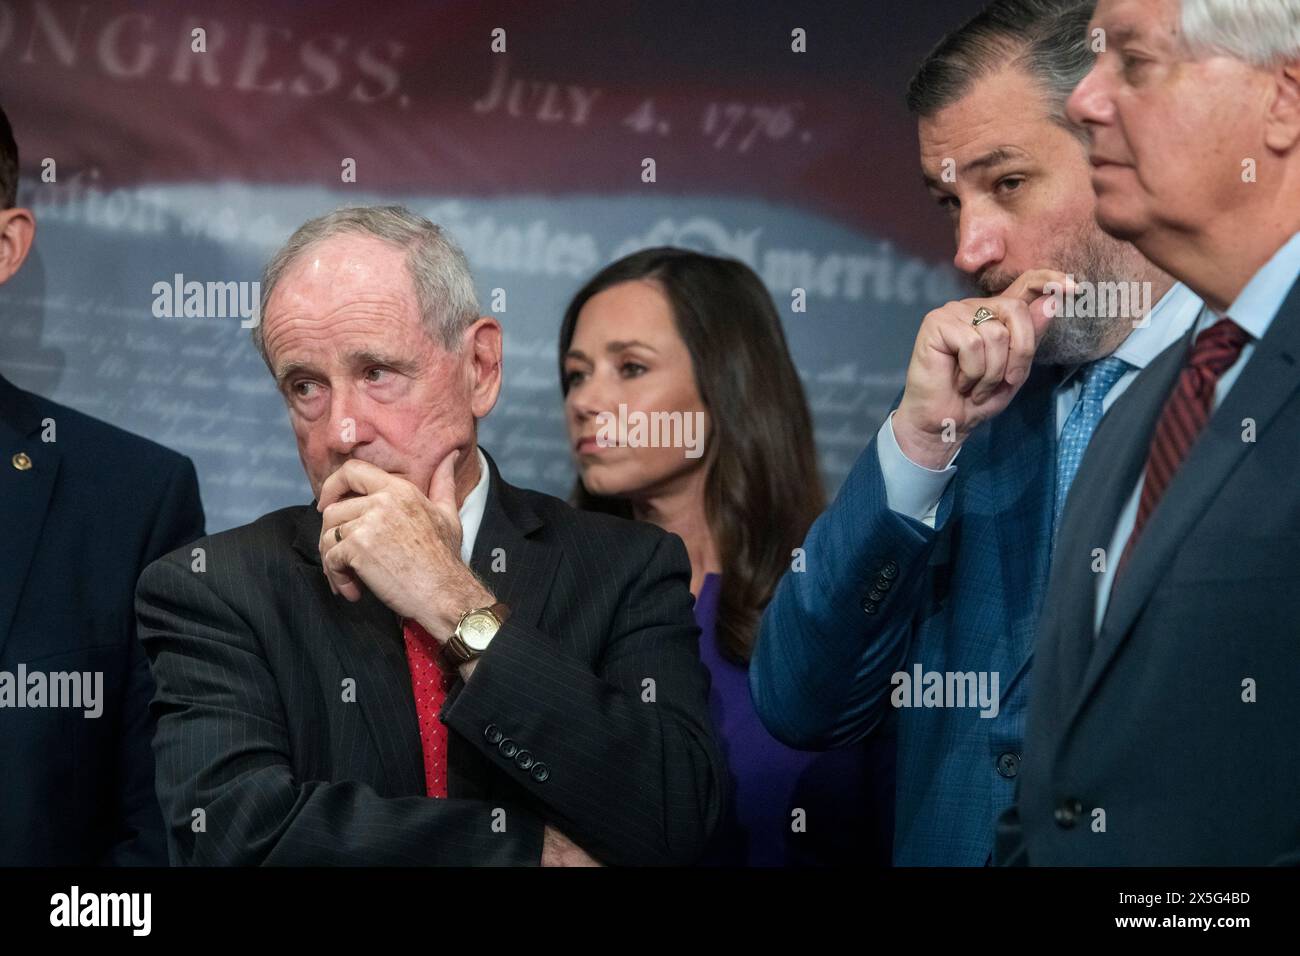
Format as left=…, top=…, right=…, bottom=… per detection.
left=1210, top=230, right=1300, bottom=341
left=458, top=447, right=491, bottom=566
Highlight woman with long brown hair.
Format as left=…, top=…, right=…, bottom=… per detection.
left=559, top=247, right=889, bottom=865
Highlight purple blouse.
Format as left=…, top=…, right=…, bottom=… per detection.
left=694, top=573, right=895, bottom=866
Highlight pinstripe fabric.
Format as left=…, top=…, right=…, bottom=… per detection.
left=750, top=366, right=1061, bottom=865
left=135, top=450, right=725, bottom=866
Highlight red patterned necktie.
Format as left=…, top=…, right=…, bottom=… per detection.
left=402, top=619, right=450, bottom=798
left=1116, top=318, right=1250, bottom=578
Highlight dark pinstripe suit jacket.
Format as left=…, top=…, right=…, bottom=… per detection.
left=135, top=450, right=725, bottom=866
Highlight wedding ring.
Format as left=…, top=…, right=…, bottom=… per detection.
left=972, top=307, right=996, bottom=327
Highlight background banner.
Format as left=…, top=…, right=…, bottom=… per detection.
left=0, top=0, right=983, bottom=529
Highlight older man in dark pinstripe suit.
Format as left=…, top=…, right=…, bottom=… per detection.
left=135, top=205, right=725, bottom=866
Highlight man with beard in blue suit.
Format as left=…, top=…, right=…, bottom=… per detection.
left=750, top=0, right=1205, bottom=865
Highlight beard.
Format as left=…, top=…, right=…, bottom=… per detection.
left=977, top=219, right=1140, bottom=366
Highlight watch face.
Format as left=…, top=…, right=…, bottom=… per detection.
left=460, top=611, right=498, bottom=651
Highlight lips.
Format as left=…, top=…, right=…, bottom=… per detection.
left=574, top=435, right=600, bottom=454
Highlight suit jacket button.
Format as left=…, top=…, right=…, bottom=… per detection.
left=875, top=576, right=893, bottom=591
left=862, top=599, right=878, bottom=615
left=484, top=724, right=503, bottom=745
left=499, top=738, right=519, bottom=759
left=515, top=750, right=535, bottom=771
left=1054, top=799, right=1083, bottom=828
left=996, top=752, right=1020, bottom=778
left=880, top=560, right=899, bottom=580
left=868, top=588, right=886, bottom=602
left=530, top=762, right=550, bottom=783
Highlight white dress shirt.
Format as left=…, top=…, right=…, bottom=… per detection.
left=876, top=282, right=1207, bottom=528
left=1093, top=231, right=1300, bottom=634
left=458, top=447, right=491, bottom=566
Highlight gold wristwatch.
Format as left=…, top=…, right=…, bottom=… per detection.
left=445, top=602, right=511, bottom=664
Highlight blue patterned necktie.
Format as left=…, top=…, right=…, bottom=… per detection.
left=1053, top=355, right=1133, bottom=535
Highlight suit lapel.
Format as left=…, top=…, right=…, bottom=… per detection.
left=468, top=451, right=561, bottom=632
left=991, top=364, right=1059, bottom=690
left=0, top=376, right=61, bottom=658
left=1049, top=327, right=1194, bottom=714
left=1080, top=278, right=1300, bottom=703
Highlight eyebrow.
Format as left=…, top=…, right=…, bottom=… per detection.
left=922, top=146, right=1031, bottom=190
left=606, top=339, right=656, bottom=353
left=1103, top=23, right=1143, bottom=46
left=353, top=350, right=419, bottom=374
left=564, top=340, right=659, bottom=362
left=274, top=350, right=419, bottom=388
left=274, top=360, right=314, bottom=388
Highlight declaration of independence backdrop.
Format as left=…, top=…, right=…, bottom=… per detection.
left=1, top=0, right=986, bottom=531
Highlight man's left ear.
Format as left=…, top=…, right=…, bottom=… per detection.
left=1264, top=60, right=1300, bottom=153
left=463, top=316, right=503, bottom=419
left=0, top=208, right=35, bottom=285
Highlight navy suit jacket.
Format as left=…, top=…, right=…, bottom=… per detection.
left=751, top=366, right=1061, bottom=865
left=998, top=274, right=1300, bottom=866
left=0, top=374, right=205, bottom=865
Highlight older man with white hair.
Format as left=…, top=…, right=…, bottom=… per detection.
left=136, top=205, right=725, bottom=866
left=1000, top=0, right=1300, bottom=865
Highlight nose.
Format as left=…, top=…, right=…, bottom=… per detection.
left=567, top=371, right=617, bottom=431
left=1066, top=60, right=1110, bottom=131
left=324, top=385, right=370, bottom=456
left=953, top=207, right=1007, bottom=278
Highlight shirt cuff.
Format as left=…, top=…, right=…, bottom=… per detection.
left=876, top=411, right=959, bottom=527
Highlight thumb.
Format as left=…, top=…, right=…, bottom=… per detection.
left=1005, top=268, right=1074, bottom=306
left=1005, top=269, right=1075, bottom=343
left=430, top=447, right=461, bottom=511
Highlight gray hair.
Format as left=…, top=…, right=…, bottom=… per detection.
left=253, top=205, right=480, bottom=369
left=1181, top=0, right=1300, bottom=68
left=905, top=0, right=1097, bottom=142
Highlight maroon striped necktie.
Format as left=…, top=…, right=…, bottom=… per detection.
left=1116, top=318, right=1250, bottom=579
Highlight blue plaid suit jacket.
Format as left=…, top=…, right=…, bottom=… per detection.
left=751, top=364, right=1060, bottom=865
